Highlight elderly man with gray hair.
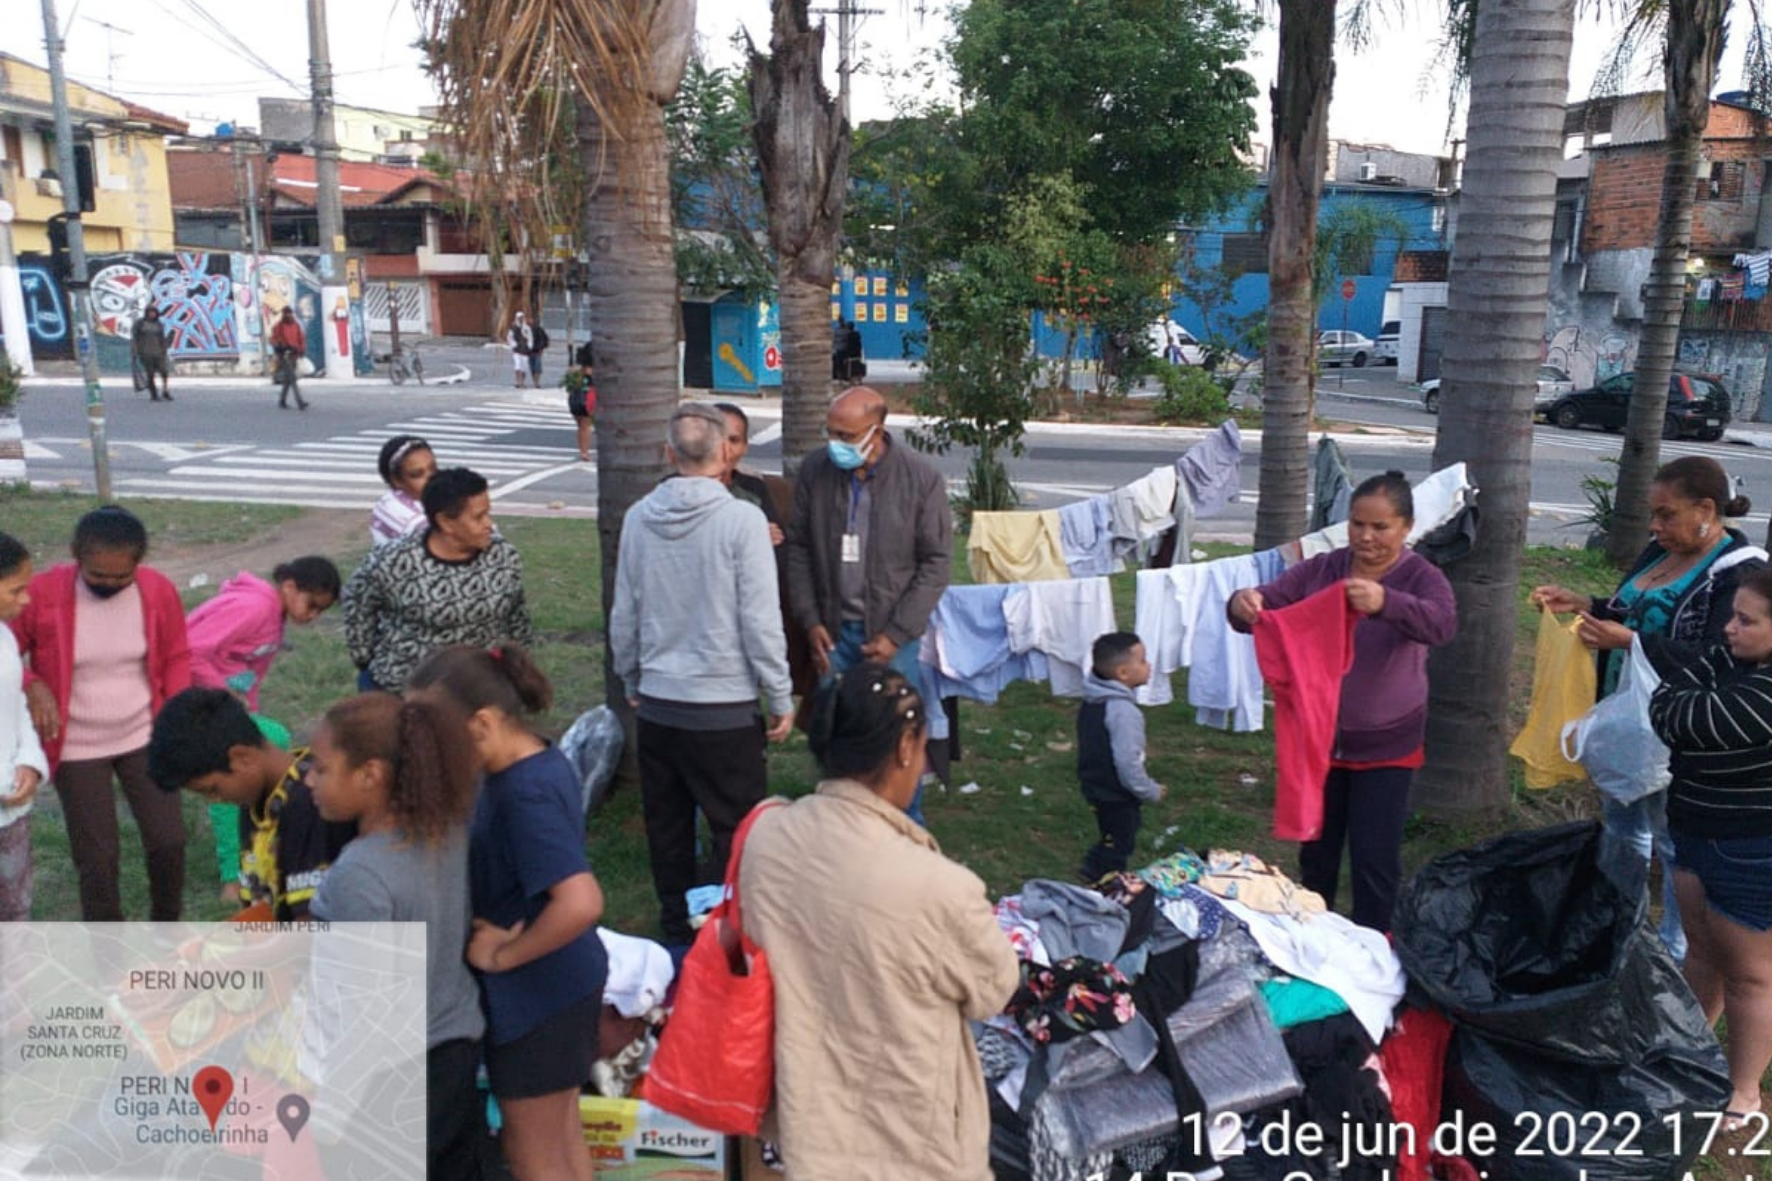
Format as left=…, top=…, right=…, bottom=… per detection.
left=610, top=402, right=794, bottom=943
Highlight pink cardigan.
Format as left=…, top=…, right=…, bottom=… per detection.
left=10, top=563, right=191, bottom=773
left=186, top=571, right=284, bottom=710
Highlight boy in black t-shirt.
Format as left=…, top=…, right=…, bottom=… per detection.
left=147, top=688, right=356, bottom=919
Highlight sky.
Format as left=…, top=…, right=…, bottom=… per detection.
left=1, top=0, right=1755, bottom=155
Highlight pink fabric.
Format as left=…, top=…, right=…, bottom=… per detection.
left=186, top=571, right=285, bottom=710
left=60, top=583, right=153, bottom=762
left=371, top=490, right=426, bottom=546
left=10, top=563, right=191, bottom=774
left=1254, top=583, right=1358, bottom=841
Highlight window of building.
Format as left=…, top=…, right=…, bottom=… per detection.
left=1699, top=160, right=1746, bottom=202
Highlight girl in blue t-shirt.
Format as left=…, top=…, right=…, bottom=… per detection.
left=408, top=644, right=605, bottom=1181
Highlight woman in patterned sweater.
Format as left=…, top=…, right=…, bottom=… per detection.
left=1649, top=565, right=1772, bottom=1129
left=342, top=467, right=533, bottom=691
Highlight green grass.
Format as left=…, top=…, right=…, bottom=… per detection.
left=0, top=489, right=302, bottom=561
left=12, top=495, right=1618, bottom=935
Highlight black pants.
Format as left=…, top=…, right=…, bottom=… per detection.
left=1298, top=765, right=1414, bottom=932
left=638, top=718, right=766, bottom=943
left=1083, top=799, right=1142, bottom=881
left=56, top=747, right=186, bottom=921
left=428, top=1038, right=489, bottom=1181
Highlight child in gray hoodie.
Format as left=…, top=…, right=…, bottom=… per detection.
left=1077, top=632, right=1165, bottom=880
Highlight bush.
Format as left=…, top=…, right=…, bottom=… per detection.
left=1150, top=363, right=1231, bottom=425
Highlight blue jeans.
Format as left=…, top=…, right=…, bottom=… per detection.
left=828, top=620, right=926, bottom=826
left=1600, top=792, right=1686, bottom=964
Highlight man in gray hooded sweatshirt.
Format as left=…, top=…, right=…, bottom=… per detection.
left=610, top=403, right=795, bottom=943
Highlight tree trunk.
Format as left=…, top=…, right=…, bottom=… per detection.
left=578, top=2, right=693, bottom=708
left=750, top=0, right=851, bottom=474
left=1605, top=0, right=1727, bottom=568
left=1255, top=0, right=1336, bottom=551
left=1418, top=0, right=1576, bottom=815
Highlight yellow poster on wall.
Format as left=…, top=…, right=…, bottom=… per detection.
left=872, top=277, right=887, bottom=297
left=854, top=277, right=867, bottom=296
left=895, top=282, right=909, bottom=298
left=873, top=304, right=887, bottom=322
left=895, top=305, right=909, bottom=323
left=856, top=303, right=870, bottom=321
left=830, top=304, right=841, bottom=320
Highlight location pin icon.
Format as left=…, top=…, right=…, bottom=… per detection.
left=277, top=1094, right=311, bottom=1143
left=192, top=1066, right=233, bottom=1132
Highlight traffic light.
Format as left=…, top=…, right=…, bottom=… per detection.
left=46, top=214, right=71, bottom=281
left=72, top=144, right=96, bottom=213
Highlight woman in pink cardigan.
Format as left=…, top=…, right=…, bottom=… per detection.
left=10, top=507, right=191, bottom=920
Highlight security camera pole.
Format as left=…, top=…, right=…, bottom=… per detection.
left=40, top=0, right=112, bottom=497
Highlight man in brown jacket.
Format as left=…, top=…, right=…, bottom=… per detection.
left=785, top=386, right=951, bottom=821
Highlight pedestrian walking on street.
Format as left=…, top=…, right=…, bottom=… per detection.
left=270, top=307, right=309, bottom=411
left=506, top=312, right=535, bottom=390
left=132, top=306, right=172, bottom=402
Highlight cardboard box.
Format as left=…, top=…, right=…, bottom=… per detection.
left=579, top=1095, right=728, bottom=1179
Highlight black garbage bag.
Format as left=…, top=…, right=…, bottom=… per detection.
left=1393, top=820, right=1716, bottom=1065
left=1443, top=1029, right=1728, bottom=1181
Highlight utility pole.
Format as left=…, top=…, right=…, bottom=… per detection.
left=39, top=0, right=111, bottom=498
left=810, top=0, right=883, bottom=128
left=307, top=0, right=351, bottom=378
left=230, top=135, right=267, bottom=375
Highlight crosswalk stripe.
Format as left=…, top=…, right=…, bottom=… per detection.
left=198, top=455, right=538, bottom=476
left=290, top=440, right=578, bottom=458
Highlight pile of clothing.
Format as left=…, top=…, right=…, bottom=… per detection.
left=979, top=850, right=1408, bottom=1181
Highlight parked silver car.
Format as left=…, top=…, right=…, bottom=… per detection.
left=1372, top=320, right=1401, bottom=365
left=1421, top=365, right=1575, bottom=414
left=1318, top=330, right=1374, bottom=368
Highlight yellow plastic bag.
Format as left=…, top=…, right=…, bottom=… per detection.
left=1508, top=605, right=1598, bottom=789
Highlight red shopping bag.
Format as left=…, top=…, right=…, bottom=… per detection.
left=641, top=799, right=783, bottom=1135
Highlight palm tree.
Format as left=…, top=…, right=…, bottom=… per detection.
left=419, top=0, right=695, bottom=699
left=1419, top=0, right=1578, bottom=813
left=1254, top=0, right=1337, bottom=551
left=749, top=0, right=851, bottom=473
left=1604, top=0, right=1735, bottom=567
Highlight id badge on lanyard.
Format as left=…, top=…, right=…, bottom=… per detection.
left=843, top=477, right=864, bottom=563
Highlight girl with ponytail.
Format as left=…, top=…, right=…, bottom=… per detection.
left=407, top=644, right=604, bottom=1181
left=306, top=690, right=486, bottom=1181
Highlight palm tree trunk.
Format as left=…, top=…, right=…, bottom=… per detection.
left=577, top=84, right=684, bottom=705
left=1605, top=0, right=1727, bottom=568
left=1418, top=0, right=1576, bottom=815
left=1255, top=0, right=1336, bottom=551
left=751, top=0, right=850, bottom=474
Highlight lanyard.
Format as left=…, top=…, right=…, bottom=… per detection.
left=847, top=475, right=866, bottom=535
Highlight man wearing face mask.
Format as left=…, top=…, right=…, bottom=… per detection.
left=10, top=506, right=192, bottom=920
left=786, top=388, right=951, bottom=818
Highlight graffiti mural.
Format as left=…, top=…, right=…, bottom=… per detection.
left=1544, top=324, right=1637, bottom=389
left=15, top=260, right=71, bottom=359
left=233, top=254, right=324, bottom=374
left=87, top=253, right=238, bottom=363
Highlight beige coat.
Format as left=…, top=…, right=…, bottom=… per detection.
left=740, top=779, right=1021, bottom=1181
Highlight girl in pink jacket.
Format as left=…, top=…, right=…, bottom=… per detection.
left=186, top=555, right=340, bottom=901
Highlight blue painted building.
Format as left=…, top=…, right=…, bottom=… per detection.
left=1163, top=180, right=1448, bottom=348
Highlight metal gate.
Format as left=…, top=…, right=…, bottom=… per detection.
left=436, top=281, right=494, bottom=338
left=361, top=282, right=431, bottom=336
left=1417, top=306, right=1448, bottom=382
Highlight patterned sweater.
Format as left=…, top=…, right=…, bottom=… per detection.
left=1650, top=642, right=1772, bottom=839
left=343, top=530, right=533, bottom=690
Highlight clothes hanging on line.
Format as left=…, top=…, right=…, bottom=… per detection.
left=1057, top=495, right=1121, bottom=577
left=1294, top=463, right=1474, bottom=559
left=1188, top=551, right=1286, bottom=732
left=1310, top=437, right=1354, bottom=532
left=1176, top=420, right=1244, bottom=519
left=1005, top=576, right=1119, bottom=697
left=970, top=509, right=1070, bottom=584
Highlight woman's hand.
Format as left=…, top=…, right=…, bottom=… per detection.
left=1345, top=578, right=1387, bottom=616
left=466, top=918, right=526, bottom=973
left=0, top=767, right=40, bottom=809
left=1576, top=612, right=1635, bottom=651
left=24, top=682, right=58, bottom=742
left=1229, top=588, right=1264, bottom=626
left=1531, top=585, right=1589, bottom=615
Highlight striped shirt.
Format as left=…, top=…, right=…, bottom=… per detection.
left=1650, top=644, right=1772, bottom=838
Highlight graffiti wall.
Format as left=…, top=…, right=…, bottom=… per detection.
left=15, top=258, right=71, bottom=360
left=85, top=252, right=238, bottom=374
left=232, top=254, right=325, bottom=375
left=1673, top=332, right=1772, bottom=423
left=3, top=250, right=353, bottom=376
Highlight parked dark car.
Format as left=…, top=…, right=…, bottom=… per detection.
left=1535, top=371, right=1732, bottom=441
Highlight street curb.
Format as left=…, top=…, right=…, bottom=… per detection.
left=19, top=363, right=478, bottom=394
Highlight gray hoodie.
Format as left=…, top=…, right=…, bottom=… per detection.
left=609, top=476, right=793, bottom=716
left=1080, top=673, right=1163, bottom=802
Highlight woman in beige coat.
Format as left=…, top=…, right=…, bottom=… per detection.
left=740, top=664, right=1021, bottom=1181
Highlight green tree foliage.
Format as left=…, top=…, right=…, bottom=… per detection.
left=1311, top=203, right=1411, bottom=311
left=665, top=56, right=774, bottom=299
left=950, top=0, right=1261, bottom=244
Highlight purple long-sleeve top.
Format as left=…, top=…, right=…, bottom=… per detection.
left=1231, top=548, right=1458, bottom=761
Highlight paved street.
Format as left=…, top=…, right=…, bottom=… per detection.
left=14, top=349, right=1772, bottom=548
